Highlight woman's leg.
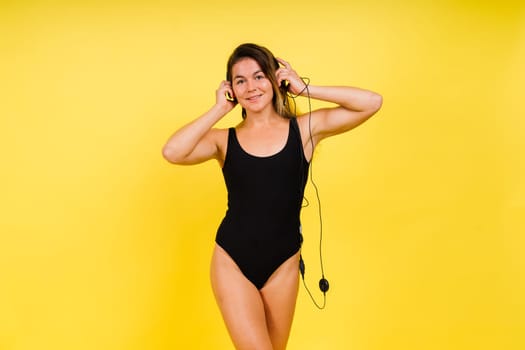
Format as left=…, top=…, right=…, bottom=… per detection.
left=260, top=251, right=301, bottom=350
left=210, top=244, right=273, bottom=350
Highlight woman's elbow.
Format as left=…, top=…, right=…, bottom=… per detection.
left=371, top=93, right=383, bottom=114
left=162, top=145, right=184, bottom=164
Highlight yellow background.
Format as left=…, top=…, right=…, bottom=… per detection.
left=1, top=1, right=524, bottom=349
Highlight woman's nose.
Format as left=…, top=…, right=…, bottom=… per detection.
left=246, top=79, right=256, bottom=91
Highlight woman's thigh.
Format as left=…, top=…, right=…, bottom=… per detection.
left=210, top=244, right=273, bottom=350
left=260, top=251, right=301, bottom=350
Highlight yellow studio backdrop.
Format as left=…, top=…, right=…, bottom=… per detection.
left=1, top=0, right=524, bottom=349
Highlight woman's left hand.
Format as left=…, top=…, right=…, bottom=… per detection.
left=275, top=58, right=307, bottom=96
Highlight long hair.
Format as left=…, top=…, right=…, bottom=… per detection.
left=226, top=43, right=294, bottom=119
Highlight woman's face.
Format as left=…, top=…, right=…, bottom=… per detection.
left=231, top=58, right=274, bottom=116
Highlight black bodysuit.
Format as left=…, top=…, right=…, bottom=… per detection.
left=216, top=118, right=309, bottom=289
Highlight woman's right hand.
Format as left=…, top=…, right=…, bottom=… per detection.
left=216, top=80, right=237, bottom=113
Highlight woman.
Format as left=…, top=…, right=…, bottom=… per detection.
left=162, top=43, right=382, bottom=350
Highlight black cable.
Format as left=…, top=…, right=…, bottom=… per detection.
left=300, top=254, right=326, bottom=309
left=304, top=81, right=326, bottom=281
left=287, top=77, right=328, bottom=309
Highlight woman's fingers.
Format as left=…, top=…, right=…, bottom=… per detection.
left=275, top=58, right=305, bottom=95
left=276, top=57, right=290, bottom=69
left=216, top=80, right=236, bottom=106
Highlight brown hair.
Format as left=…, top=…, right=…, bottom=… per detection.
left=226, top=43, right=294, bottom=119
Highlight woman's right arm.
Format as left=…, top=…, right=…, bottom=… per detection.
left=162, top=81, right=236, bottom=165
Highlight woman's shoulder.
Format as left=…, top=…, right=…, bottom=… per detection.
left=294, top=110, right=323, bottom=135
left=208, top=127, right=230, bottom=144
left=295, top=108, right=325, bottom=123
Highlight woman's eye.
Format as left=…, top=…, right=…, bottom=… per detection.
left=236, top=79, right=244, bottom=85
left=255, top=75, right=264, bottom=80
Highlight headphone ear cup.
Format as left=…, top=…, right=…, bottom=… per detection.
left=225, top=91, right=236, bottom=102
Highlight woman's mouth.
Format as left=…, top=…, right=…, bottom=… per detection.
left=246, top=94, right=262, bottom=102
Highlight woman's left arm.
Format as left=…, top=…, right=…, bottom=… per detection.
left=301, top=84, right=383, bottom=139
left=276, top=58, right=382, bottom=141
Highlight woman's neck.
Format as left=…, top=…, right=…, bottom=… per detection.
left=243, top=109, right=283, bottom=128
